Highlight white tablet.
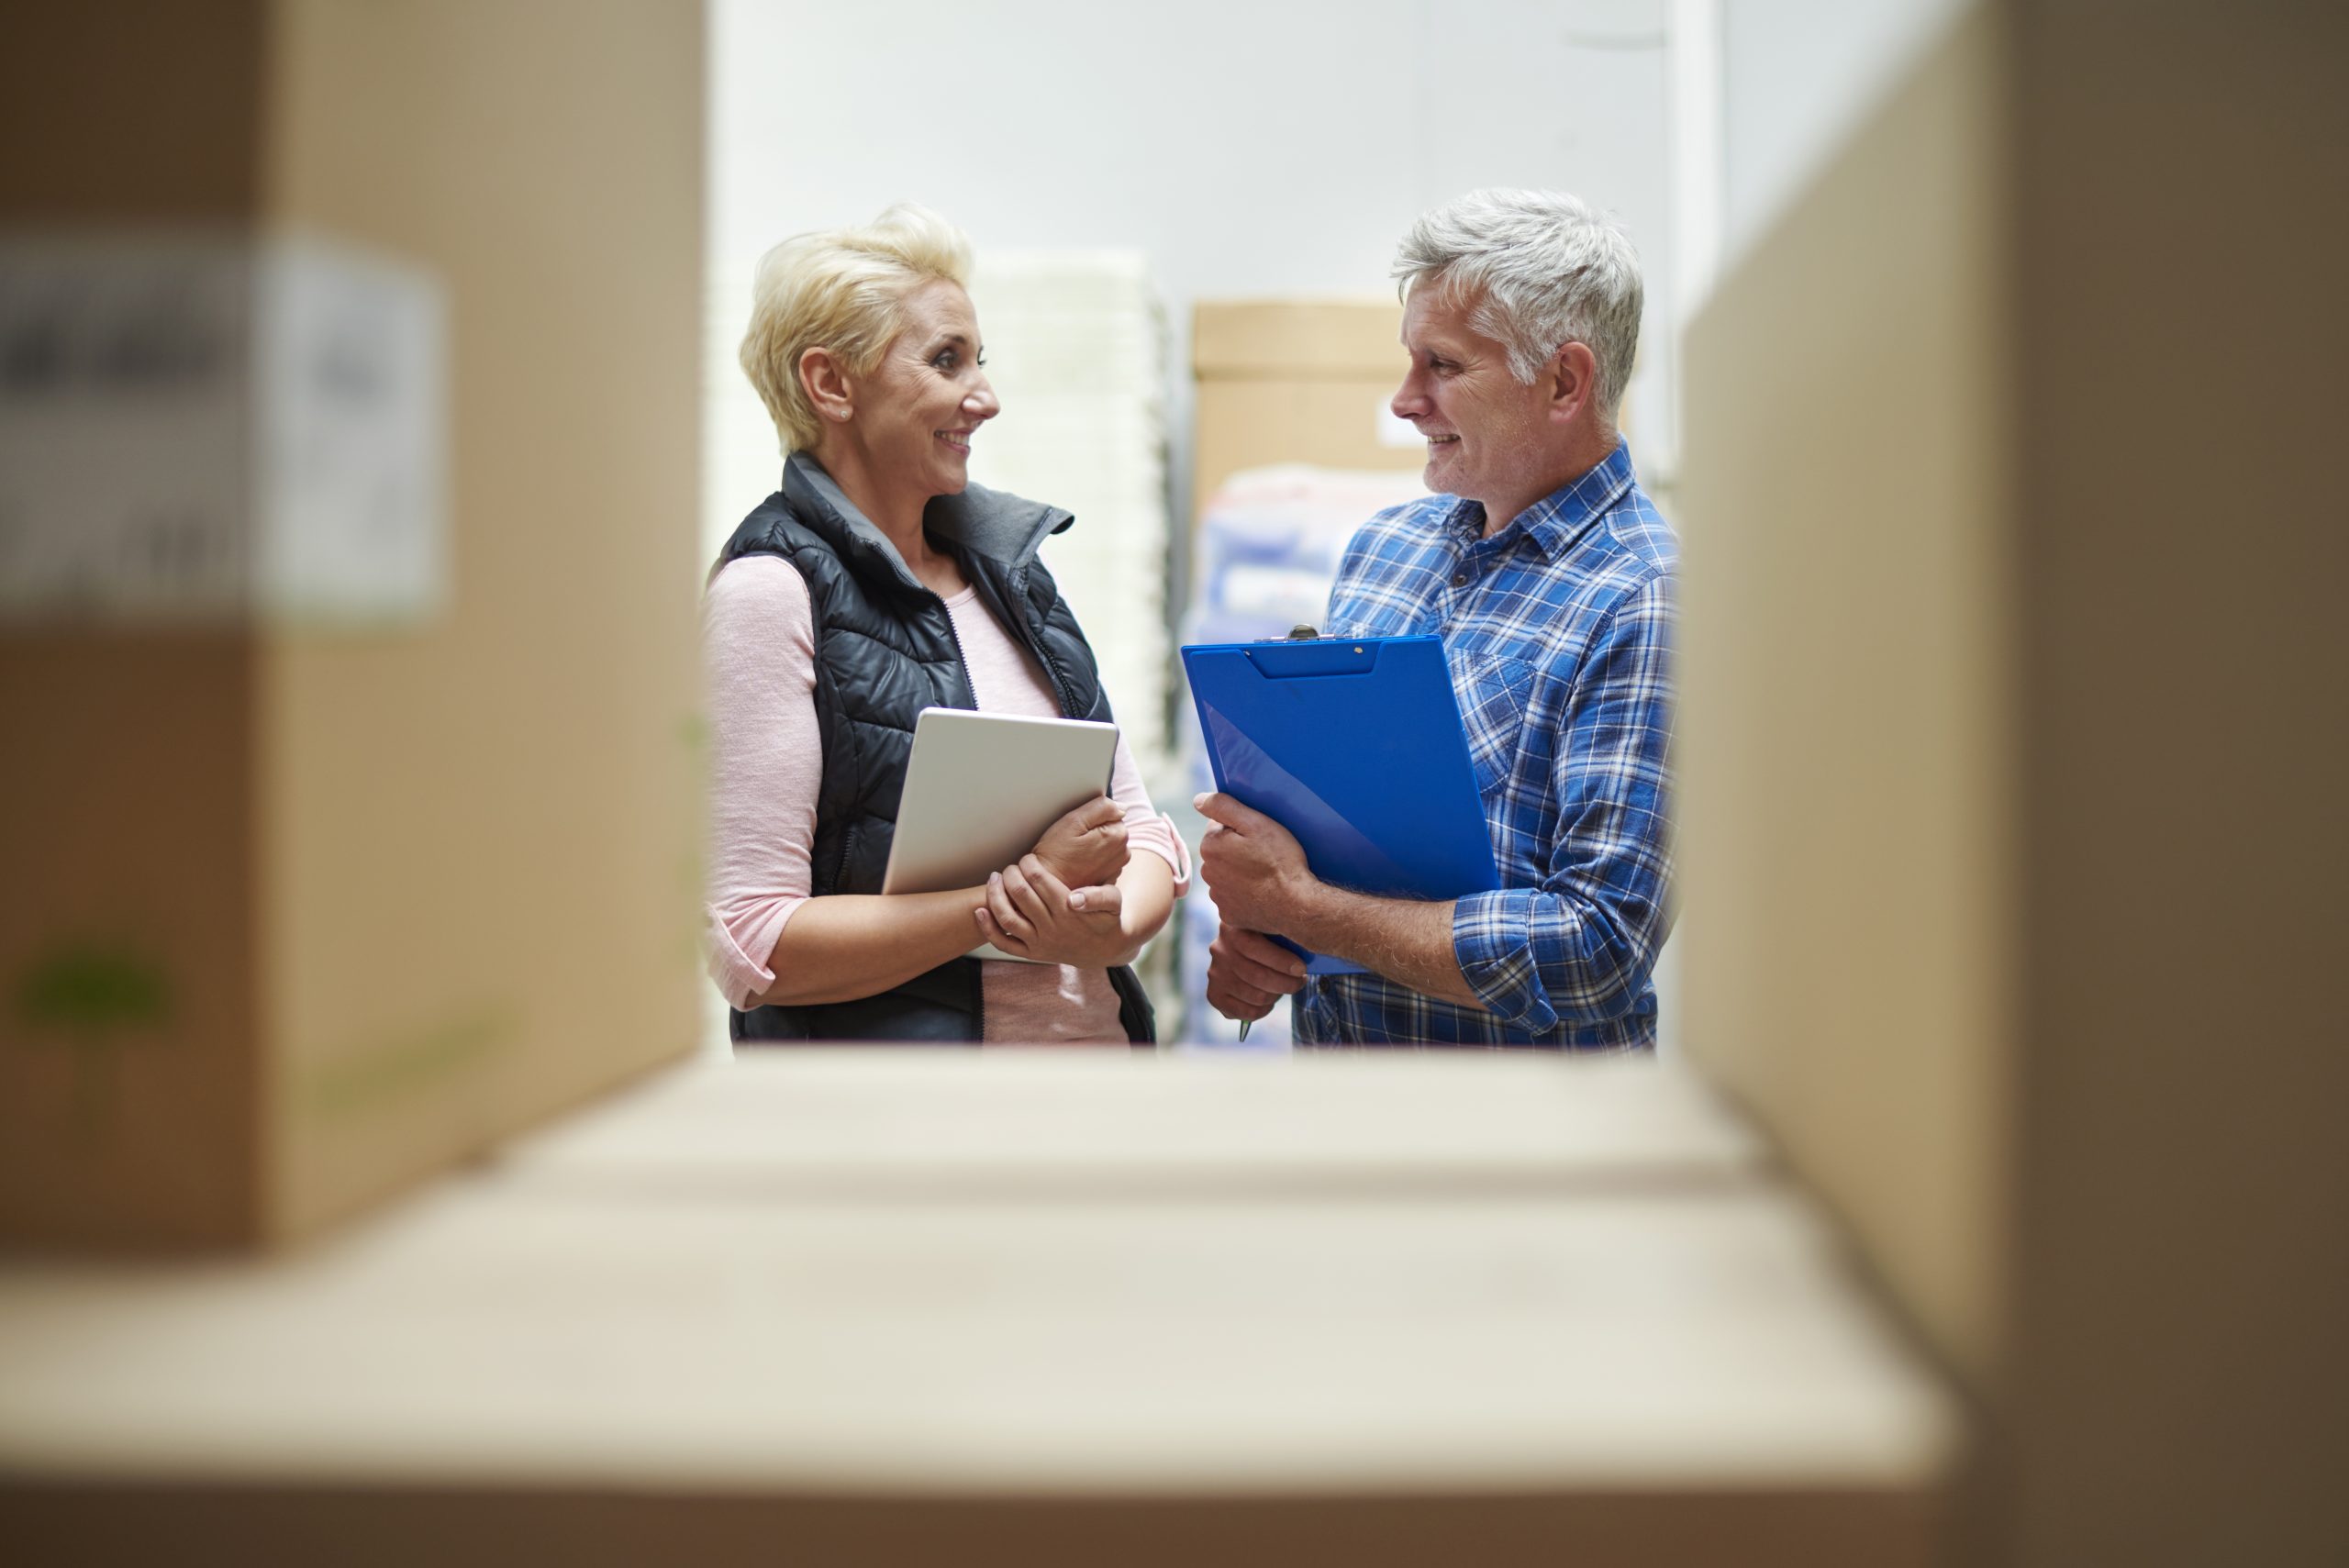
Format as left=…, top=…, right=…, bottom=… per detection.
left=881, top=709, right=1119, bottom=962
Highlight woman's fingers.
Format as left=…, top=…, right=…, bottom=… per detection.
left=1019, top=854, right=1070, bottom=906
left=1048, top=795, right=1122, bottom=846
left=1003, top=860, right=1053, bottom=926
left=985, top=871, right=1038, bottom=945
left=1067, top=881, right=1120, bottom=917
left=974, top=903, right=1031, bottom=957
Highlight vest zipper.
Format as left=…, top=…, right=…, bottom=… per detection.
left=936, top=587, right=977, bottom=709
left=829, top=820, right=859, bottom=899
left=1005, top=568, right=1080, bottom=717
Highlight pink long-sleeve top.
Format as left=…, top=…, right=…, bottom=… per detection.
left=704, top=553, right=1188, bottom=1044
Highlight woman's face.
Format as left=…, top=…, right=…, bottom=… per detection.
left=857, top=279, right=999, bottom=499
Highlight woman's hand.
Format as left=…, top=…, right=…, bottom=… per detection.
left=974, top=854, right=1135, bottom=968
left=1030, top=796, right=1129, bottom=889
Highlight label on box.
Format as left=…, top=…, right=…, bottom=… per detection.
left=0, top=232, right=446, bottom=627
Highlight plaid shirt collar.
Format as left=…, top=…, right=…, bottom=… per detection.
left=1438, top=439, right=1638, bottom=561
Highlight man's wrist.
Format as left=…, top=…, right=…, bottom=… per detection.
left=1279, top=873, right=1349, bottom=960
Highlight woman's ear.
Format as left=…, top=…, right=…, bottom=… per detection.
left=799, top=346, right=853, bottom=425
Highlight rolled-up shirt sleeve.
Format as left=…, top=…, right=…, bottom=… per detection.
left=1105, top=736, right=1192, bottom=895
left=1451, top=573, right=1675, bottom=1032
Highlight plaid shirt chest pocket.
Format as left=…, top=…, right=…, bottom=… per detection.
left=1447, top=649, right=1536, bottom=801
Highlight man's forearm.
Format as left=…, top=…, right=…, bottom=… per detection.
left=1284, top=881, right=1487, bottom=1011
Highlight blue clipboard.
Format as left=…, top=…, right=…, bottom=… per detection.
left=1181, top=633, right=1500, bottom=976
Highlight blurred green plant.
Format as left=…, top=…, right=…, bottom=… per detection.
left=14, top=942, right=173, bottom=1134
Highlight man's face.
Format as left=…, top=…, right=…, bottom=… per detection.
left=1390, top=286, right=1554, bottom=517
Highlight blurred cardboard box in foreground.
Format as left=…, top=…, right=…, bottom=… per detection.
left=0, top=1, right=705, bottom=1248
left=1678, top=4, right=2348, bottom=1562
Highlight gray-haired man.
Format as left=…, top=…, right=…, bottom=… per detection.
left=1197, top=188, right=1676, bottom=1049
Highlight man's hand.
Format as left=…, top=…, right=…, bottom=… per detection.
left=1030, top=795, right=1129, bottom=890
left=1193, top=792, right=1316, bottom=936
left=974, top=854, right=1134, bottom=967
left=1205, top=925, right=1308, bottom=1025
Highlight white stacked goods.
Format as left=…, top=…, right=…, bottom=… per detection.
left=1176, top=466, right=1429, bottom=1047
left=966, top=254, right=1172, bottom=779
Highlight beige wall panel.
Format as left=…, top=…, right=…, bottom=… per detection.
left=0, top=635, right=262, bottom=1246
left=251, top=0, right=707, bottom=1236
left=1677, top=6, right=2014, bottom=1385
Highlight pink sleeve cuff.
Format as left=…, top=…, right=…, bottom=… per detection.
left=705, top=896, right=806, bottom=1011
left=1126, top=812, right=1192, bottom=895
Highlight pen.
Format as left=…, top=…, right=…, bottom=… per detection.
left=1238, top=1018, right=1252, bottom=1042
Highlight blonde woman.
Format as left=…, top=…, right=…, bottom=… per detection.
left=705, top=205, right=1186, bottom=1043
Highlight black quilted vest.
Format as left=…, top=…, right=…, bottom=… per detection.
left=717, top=453, right=1155, bottom=1045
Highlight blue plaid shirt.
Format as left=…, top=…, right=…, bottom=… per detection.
left=1297, top=440, right=1675, bottom=1049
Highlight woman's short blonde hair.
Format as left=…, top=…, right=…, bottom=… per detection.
left=739, top=203, right=974, bottom=454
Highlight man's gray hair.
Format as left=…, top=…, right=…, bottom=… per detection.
left=1392, top=188, right=1643, bottom=420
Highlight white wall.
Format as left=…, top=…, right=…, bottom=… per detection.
left=704, top=0, right=1681, bottom=558
left=704, top=0, right=1980, bottom=555
left=1718, top=0, right=1973, bottom=268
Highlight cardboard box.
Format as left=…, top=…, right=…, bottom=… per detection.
left=0, top=1053, right=1954, bottom=1567
left=0, top=0, right=706, bottom=1249
left=1190, top=300, right=1423, bottom=525
left=1679, top=5, right=2348, bottom=1562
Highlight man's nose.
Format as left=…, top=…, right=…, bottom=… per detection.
left=1391, top=372, right=1430, bottom=420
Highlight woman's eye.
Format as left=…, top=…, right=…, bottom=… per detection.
left=931, top=350, right=958, bottom=371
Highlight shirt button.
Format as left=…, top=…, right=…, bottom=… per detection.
left=1451, top=572, right=1469, bottom=587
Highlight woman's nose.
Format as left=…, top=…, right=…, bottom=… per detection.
left=967, top=374, right=1000, bottom=421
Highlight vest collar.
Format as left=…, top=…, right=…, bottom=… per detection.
left=783, top=451, right=1074, bottom=595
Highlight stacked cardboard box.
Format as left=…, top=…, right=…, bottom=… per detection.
left=0, top=1051, right=1954, bottom=1566
left=1678, top=5, right=2348, bottom=1562
left=0, top=1, right=704, bottom=1247
left=1189, top=299, right=1426, bottom=524
left=1172, top=300, right=1430, bottom=1043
